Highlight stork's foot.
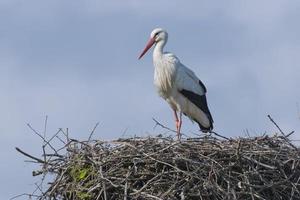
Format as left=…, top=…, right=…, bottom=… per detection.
left=200, top=129, right=212, bottom=138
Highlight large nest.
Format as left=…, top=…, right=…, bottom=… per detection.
left=16, top=131, right=300, bottom=200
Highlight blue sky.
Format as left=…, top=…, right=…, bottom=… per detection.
left=1, top=0, right=300, bottom=199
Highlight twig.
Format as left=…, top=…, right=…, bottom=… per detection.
left=152, top=117, right=188, bottom=138
left=152, top=118, right=177, bottom=134
left=88, top=122, right=100, bottom=142
left=243, top=155, right=276, bottom=170
left=15, top=147, right=45, bottom=164
left=267, top=115, right=286, bottom=136
left=211, top=131, right=230, bottom=140
left=124, top=181, right=128, bottom=200
left=131, top=173, right=161, bottom=195
left=26, top=123, right=57, bottom=153
left=10, top=193, right=41, bottom=200
left=267, top=115, right=298, bottom=151
left=100, top=166, right=108, bottom=200
left=43, top=115, right=48, bottom=139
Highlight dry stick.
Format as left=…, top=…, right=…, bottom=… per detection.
left=291, top=176, right=300, bottom=198
left=88, top=122, right=100, bottom=142
left=15, top=147, right=45, bottom=164
left=42, top=145, right=47, bottom=168
left=123, top=142, right=196, bottom=178
left=56, top=140, right=72, bottom=153
left=10, top=193, right=41, bottom=200
left=267, top=115, right=298, bottom=151
left=59, top=128, right=70, bottom=145
left=155, top=141, right=180, bottom=154
left=42, top=129, right=68, bottom=165
left=123, top=169, right=132, bottom=200
left=34, top=182, right=43, bottom=197
left=96, top=189, right=103, bottom=200
left=124, top=181, right=128, bottom=200
left=66, top=128, right=69, bottom=142
left=152, top=118, right=177, bottom=134
left=27, top=179, right=44, bottom=200
left=42, top=153, right=64, bottom=158
left=59, top=128, right=70, bottom=143
left=243, top=155, right=276, bottom=170
left=286, top=131, right=295, bottom=138
left=161, top=182, right=177, bottom=198
left=153, top=118, right=228, bottom=140
left=211, top=131, right=230, bottom=140
left=132, top=190, right=163, bottom=200
left=43, top=115, right=48, bottom=139
left=152, top=117, right=188, bottom=138
left=100, top=166, right=108, bottom=200
left=26, top=123, right=56, bottom=153
left=43, top=129, right=63, bottom=149
left=131, top=173, right=161, bottom=195
left=58, top=128, right=68, bottom=142
left=88, top=183, right=101, bottom=194
left=55, top=135, right=66, bottom=145
left=267, top=115, right=286, bottom=136
left=48, top=169, right=68, bottom=197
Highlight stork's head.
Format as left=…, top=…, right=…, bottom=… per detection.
left=138, top=28, right=168, bottom=59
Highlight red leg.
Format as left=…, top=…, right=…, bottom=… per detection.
left=173, top=110, right=182, bottom=140
left=173, top=110, right=179, bottom=133
left=178, top=112, right=182, bottom=140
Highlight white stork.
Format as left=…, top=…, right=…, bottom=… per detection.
left=138, top=28, right=213, bottom=139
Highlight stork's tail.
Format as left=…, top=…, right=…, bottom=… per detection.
left=198, top=122, right=213, bottom=133
left=197, top=113, right=213, bottom=133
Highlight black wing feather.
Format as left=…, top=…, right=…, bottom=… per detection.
left=198, top=80, right=207, bottom=93
left=179, top=89, right=213, bottom=131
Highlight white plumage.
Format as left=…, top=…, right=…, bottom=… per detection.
left=139, top=28, right=213, bottom=139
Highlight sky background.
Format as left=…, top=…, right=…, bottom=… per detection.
left=1, top=0, right=300, bottom=199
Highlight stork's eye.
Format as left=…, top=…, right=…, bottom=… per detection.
left=154, top=32, right=160, bottom=37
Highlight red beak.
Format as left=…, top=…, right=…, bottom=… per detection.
left=138, top=37, right=155, bottom=59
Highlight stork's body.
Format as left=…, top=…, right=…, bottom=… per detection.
left=139, top=28, right=213, bottom=139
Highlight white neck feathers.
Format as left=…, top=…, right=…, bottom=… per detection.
left=153, top=40, right=166, bottom=60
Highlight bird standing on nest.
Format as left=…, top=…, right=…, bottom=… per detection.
left=139, top=28, right=213, bottom=139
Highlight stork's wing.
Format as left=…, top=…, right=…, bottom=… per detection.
left=176, top=64, right=214, bottom=126
left=176, top=64, right=207, bottom=95
left=180, top=89, right=214, bottom=124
